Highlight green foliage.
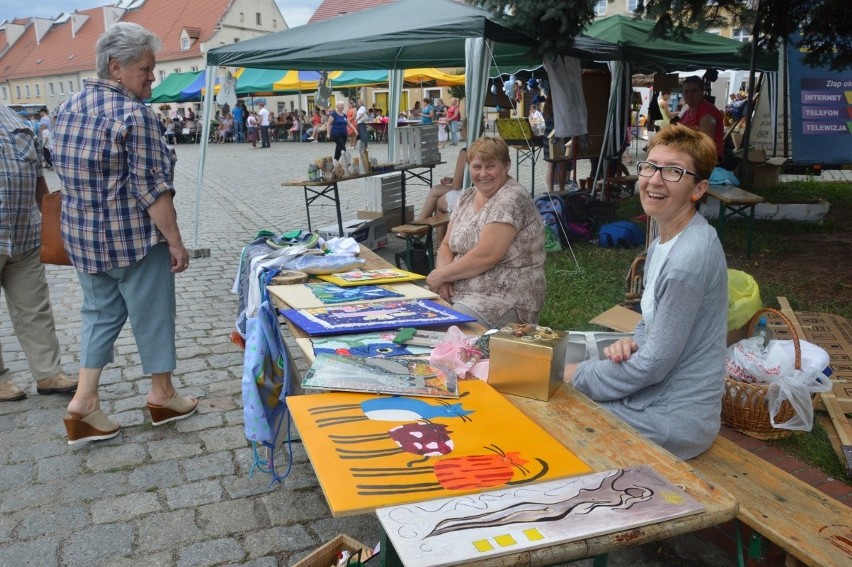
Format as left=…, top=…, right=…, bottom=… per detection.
left=638, top=0, right=851, bottom=71
left=448, top=71, right=466, bottom=102
left=466, top=0, right=597, bottom=57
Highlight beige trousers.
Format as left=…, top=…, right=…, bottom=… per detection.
left=0, top=247, right=63, bottom=380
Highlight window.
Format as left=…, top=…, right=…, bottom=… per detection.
left=425, top=88, right=440, bottom=104
left=239, top=12, right=244, bottom=22
left=191, top=66, right=199, bottom=72
left=181, top=37, right=190, bottom=50
left=68, top=80, right=74, bottom=93
left=49, top=82, right=55, bottom=95
left=59, top=83, right=64, bottom=95
left=627, top=0, right=639, bottom=13
left=35, top=84, right=40, bottom=97
left=594, top=0, right=607, bottom=16
left=16, top=86, right=21, bottom=98
left=732, top=27, right=751, bottom=42
left=1, top=86, right=7, bottom=100
left=256, top=12, right=262, bottom=25
left=273, top=19, right=277, bottom=29
left=234, top=37, right=240, bottom=43
left=159, top=70, right=167, bottom=82
left=174, top=68, right=181, bottom=74
left=25, top=85, right=31, bottom=98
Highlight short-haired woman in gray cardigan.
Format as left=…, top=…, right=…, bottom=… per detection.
left=565, top=125, right=728, bottom=460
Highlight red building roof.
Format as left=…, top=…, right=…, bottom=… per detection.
left=2, top=0, right=233, bottom=81
left=308, top=0, right=397, bottom=23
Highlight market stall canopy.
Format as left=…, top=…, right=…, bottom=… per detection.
left=584, top=15, right=777, bottom=72
left=271, top=70, right=342, bottom=93
left=206, top=0, right=617, bottom=71
left=148, top=71, right=203, bottom=103
left=331, top=68, right=465, bottom=88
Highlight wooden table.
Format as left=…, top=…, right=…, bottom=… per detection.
left=281, top=161, right=443, bottom=236
left=270, top=247, right=737, bottom=565
left=704, top=184, right=764, bottom=258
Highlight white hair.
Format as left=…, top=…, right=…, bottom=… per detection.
left=95, top=23, right=161, bottom=80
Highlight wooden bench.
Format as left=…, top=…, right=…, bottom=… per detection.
left=691, top=435, right=852, bottom=567
left=391, top=213, right=450, bottom=273
left=704, top=184, right=764, bottom=258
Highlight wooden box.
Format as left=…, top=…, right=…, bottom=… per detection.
left=488, top=324, right=569, bottom=401
left=291, top=534, right=372, bottom=567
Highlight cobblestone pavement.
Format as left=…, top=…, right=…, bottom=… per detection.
left=1, top=137, right=838, bottom=567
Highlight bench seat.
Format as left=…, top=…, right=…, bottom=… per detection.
left=691, top=435, right=852, bottom=567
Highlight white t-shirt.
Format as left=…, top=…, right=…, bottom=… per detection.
left=247, top=115, right=257, bottom=128
left=641, top=233, right=680, bottom=331
left=259, top=107, right=270, bottom=126
left=355, top=105, right=368, bottom=124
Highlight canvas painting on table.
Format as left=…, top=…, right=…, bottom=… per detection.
left=286, top=380, right=592, bottom=516
left=318, top=268, right=425, bottom=287
left=311, top=331, right=433, bottom=358
left=280, top=299, right=475, bottom=336
left=376, top=465, right=705, bottom=567
left=302, top=354, right=458, bottom=398
left=267, top=281, right=437, bottom=309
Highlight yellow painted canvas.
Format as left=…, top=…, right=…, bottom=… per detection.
left=317, top=268, right=425, bottom=287
left=287, top=380, right=592, bottom=517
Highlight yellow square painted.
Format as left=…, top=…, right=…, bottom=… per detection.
left=523, top=528, right=545, bottom=541
left=494, top=534, right=517, bottom=547
left=472, top=539, right=493, bottom=552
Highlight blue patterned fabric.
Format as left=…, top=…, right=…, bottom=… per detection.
left=0, top=105, right=43, bottom=255
left=241, top=299, right=294, bottom=483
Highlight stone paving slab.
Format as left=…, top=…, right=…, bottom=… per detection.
left=3, top=138, right=837, bottom=566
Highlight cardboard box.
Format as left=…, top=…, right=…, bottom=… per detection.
left=318, top=217, right=388, bottom=250
left=357, top=206, right=414, bottom=229
left=291, top=534, right=372, bottom=567
left=488, top=324, right=569, bottom=401
left=589, top=305, right=641, bottom=333
left=735, top=148, right=787, bottom=189
left=795, top=311, right=852, bottom=413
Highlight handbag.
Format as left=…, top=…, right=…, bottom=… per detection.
left=39, top=191, right=72, bottom=266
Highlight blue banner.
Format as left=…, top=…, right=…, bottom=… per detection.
left=787, top=36, right=852, bottom=164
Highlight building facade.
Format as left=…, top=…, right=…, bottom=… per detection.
left=0, top=0, right=286, bottom=112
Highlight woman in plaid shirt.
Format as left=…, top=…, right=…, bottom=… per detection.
left=53, top=23, right=197, bottom=444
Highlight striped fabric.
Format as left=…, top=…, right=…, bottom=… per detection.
left=0, top=105, right=43, bottom=256
left=53, top=78, right=176, bottom=274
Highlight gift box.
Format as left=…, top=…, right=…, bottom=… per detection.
left=487, top=324, right=569, bottom=401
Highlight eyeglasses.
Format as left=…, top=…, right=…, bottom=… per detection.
left=636, top=161, right=703, bottom=182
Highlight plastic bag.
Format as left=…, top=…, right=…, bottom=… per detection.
left=429, top=326, right=489, bottom=380
left=727, top=270, right=762, bottom=331
left=768, top=367, right=832, bottom=431
left=725, top=337, right=796, bottom=384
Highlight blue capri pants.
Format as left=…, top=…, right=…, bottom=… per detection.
left=76, top=243, right=177, bottom=373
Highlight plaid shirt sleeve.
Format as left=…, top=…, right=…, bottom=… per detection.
left=127, top=105, right=176, bottom=210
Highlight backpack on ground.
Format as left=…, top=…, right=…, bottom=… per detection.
left=535, top=194, right=568, bottom=252
left=598, top=221, right=644, bottom=248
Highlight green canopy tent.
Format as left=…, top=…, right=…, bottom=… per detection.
left=584, top=15, right=777, bottom=73
left=148, top=70, right=203, bottom=103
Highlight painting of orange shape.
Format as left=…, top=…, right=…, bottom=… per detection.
left=287, top=380, right=592, bottom=516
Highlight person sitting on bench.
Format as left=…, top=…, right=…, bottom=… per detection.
left=564, top=125, right=727, bottom=460
left=414, top=148, right=466, bottom=245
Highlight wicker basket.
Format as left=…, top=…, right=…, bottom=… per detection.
left=721, top=307, right=812, bottom=440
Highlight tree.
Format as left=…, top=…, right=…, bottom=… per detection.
left=467, top=0, right=851, bottom=71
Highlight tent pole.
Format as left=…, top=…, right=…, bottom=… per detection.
left=739, top=6, right=762, bottom=181
left=782, top=36, right=789, bottom=158
left=191, top=66, right=216, bottom=258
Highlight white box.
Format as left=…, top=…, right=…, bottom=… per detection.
left=363, top=172, right=403, bottom=211
left=318, top=217, right=389, bottom=250
left=396, top=125, right=438, bottom=164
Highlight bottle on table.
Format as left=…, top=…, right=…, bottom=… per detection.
left=752, top=316, right=773, bottom=348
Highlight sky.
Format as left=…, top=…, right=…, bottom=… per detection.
left=0, top=0, right=324, bottom=27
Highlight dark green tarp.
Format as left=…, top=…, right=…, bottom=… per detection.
left=207, top=0, right=619, bottom=71
left=584, top=15, right=777, bottom=72
left=148, top=71, right=203, bottom=103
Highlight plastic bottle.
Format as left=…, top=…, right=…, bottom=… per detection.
left=752, top=316, right=773, bottom=348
